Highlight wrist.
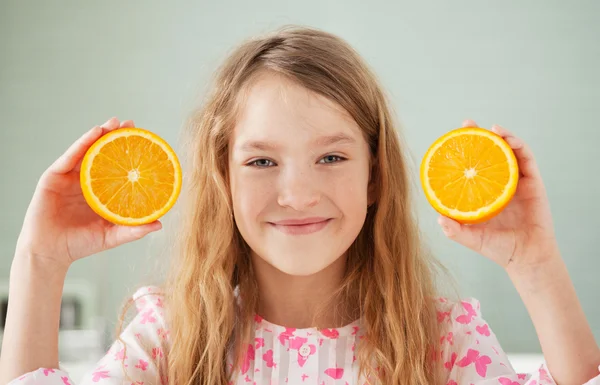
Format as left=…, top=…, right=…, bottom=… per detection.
left=12, top=248, right=70, bottom=281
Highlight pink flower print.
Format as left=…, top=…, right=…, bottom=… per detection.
left=440, top=332, right=454, bottom=345
left=444, top=352, right=457, bottom=370
left=43, top=369, right=55, bottom=376
left=437, top=311, right=451, bottom=323
left=114, top=348, right=127, bottom=361
left=324, top=368, right=344, bottom=379
left=140, top=309, right=156, bottom=324
left=135, top=359, right=149, bottom=371
left=321, top=328, right=339, bottom=339
left=278, top=328, right=296, bottom=346
left=302, top=374, right=309, bottom=381
left=91, top=369, right=109, bottom=382
left=263, top=349, right=276, bottom=368
left=241, top=343, right=255, bottom=375
left=456, top=349, right=492, bottom=377
left=476, top=324, right=491, bottom=336
left=255, top=337, right=265, bottom=349
left=152, top=347, right=163, bottom=359
left=456, top=301, right=478, bottom=325
left=61, top=377, right=71, bottom=385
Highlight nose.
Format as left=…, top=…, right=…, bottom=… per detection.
left=277, top=167, right=321, bottom=211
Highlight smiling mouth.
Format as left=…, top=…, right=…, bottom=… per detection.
left=268, top=218, right=332, bottom=235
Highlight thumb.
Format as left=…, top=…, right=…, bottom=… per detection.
left=437, top=215, right=483, bottom=253
left=105, top=220, right=162, bottom=248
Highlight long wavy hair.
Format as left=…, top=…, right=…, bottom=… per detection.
left=116, top=25, right=449, bottom=385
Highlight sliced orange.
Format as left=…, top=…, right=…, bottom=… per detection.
left=420, top=127, right=519, bottom=224
left=80, top=128, right=182, bottom=226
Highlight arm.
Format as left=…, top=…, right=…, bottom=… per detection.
left=507, top=253, right=600, bottom=384
left=0, top=253, right=67, bottom=384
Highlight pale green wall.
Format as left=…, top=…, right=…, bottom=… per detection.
left=1, top=0, right=599, bottom=353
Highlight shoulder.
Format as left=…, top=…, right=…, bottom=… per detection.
left=434, top=296, right=483, bottom=327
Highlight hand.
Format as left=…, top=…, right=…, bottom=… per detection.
left=437, top=119, right=559, bottom=270
left=14, top=117, right=162, bottom=271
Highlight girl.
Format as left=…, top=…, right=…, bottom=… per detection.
left=1, top=26, right=599, bottom=385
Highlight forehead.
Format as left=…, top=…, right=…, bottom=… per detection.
left=230, top=73, right=364, bottom=149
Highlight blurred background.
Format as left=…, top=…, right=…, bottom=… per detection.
left=1, top=0, right=599, bottom=380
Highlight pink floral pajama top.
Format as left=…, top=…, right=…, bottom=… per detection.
left=9, top=286, right=600, bottom=384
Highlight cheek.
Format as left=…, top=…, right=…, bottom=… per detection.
left=231, top=174, right=272, bottom=227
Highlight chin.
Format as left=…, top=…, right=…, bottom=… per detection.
left=269, top=255, right=336, bottom=277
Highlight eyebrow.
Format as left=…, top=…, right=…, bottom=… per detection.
left=237, top=133, right=357, bottom=152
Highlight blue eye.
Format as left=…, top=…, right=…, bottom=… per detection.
left=248, top=159, right=275, bottom=168
left=319, top=155, right=345, bottom=164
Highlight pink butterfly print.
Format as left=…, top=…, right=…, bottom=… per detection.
left=157, top=328, right=170, bottom=340
left=444, top=352, right=457, bottom=370
left=456, top=301, right=478, bottom=325
left=324, top=368, right=344, bottom=379
left=263, top=349, right=276, bottom=368
left=135, top=359, right=149, bottom=371
left=456, top=349, right=492, bottom=377
left=241, top=343, right=255, bottom=375
left=539, top=367, right=552, bottom=382
left=135, top=333, right=142, bottom=340
left=255, top=337, right=265, bottom=349
left=440, top=332, right=454, bottom=345
left=301, top=374, right=309, bottom=381
left=91, top=369, right=109, bottom=382
left=492, top=346, right=500, bottom=355
left=254, top=314, right=263, bottom=323
left=140, top=309, right=156, bottom=324
left=61, top=377, right=71, bottom=385
left=114, top=348, right=127, bottom=361
left=447, top=381, right=457, bottom=385
left=135, top=298, right=147, bottom=311
left=476, top=324, right=491, bottom=336
left=498, top=378, right=520, bottom=385
left=277, top=328, right=296, bottom=346
left=289, top=336, right=308, bottom=350
left=297, top=344, right=316, bottom=367
left=517, top=373, right=527, bottom=380
left=437, top=311, right=451, bottom=323
left=152, top=347, right=163, bottom=359
left=352, top=326, right=359, bottom=335
left=321, top=329, right=339, bottom=339
left=43, top=368, right=55, bottom=376
left=160, top=375, right=168, bottom=385
left=244, top=375, right=251, bottom=382
left=156, top=297, right=164, bottom=308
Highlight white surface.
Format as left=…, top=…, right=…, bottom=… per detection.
left=507, top=353, right=545, bottom=373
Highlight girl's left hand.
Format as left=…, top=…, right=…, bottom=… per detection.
left=437, top=119, right=560, bottom=270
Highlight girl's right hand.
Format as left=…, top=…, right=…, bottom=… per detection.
left=14, top=117, right=162, bottom=271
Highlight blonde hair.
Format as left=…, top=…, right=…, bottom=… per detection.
left=116, top=25, right=450, bottom=385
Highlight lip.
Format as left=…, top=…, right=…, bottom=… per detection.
left=268, top=218, right=332, bottom=235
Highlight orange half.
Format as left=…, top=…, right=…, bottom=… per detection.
left=420, top=127, right=519, bottom=224
left=80, top=128, right=182, bottom=226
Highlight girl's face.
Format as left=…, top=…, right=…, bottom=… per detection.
left=228, top=73, right=373, bottom=276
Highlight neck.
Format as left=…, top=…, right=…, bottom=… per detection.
left=250, top=253, right=358, bottom=329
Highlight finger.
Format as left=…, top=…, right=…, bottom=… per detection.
left=100, top=116, right=121, bottom=135
left=104, top=220, right=163, bottom=248
left=48, top=126, right=104, bottom=174
left=491, top=124, right=540, bottom=178
left=462, top=119, right=479, bottom=128
left=438, top=215, right=484, bottom=253
left=120, top=120, right=135, bottom=128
